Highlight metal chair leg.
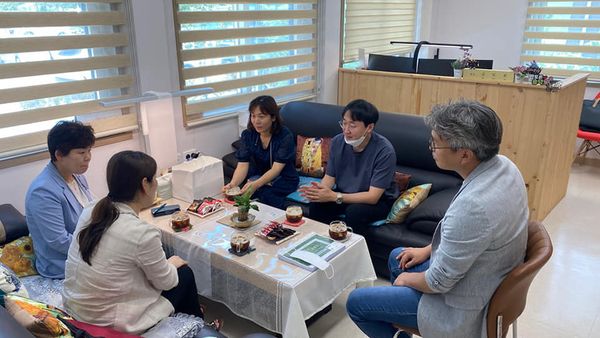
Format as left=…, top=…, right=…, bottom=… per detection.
left=512, top=320, right=517, bottom=338
left=497, top=315, right=502, bottom=338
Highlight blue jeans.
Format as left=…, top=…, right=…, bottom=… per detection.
left=346, top=247, right=430, bottom=338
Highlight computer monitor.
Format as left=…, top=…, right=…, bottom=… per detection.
left=417, top=58, right=495, bottom=76
left=367, top=54, right=415, bottom=73
left=417, top=58, right=455, bottom=76
left=476, top=59, right=493, bottom=69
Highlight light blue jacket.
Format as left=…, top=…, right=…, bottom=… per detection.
left=419, top=155, right=529, bottom=338
left=25, top=162, right=92, bottom=279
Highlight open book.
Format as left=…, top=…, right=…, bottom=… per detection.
left=278, top=232, right=346, bottom=271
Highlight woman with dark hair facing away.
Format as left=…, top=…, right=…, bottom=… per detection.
left=63, top=151, right=218, bottom=334
left=26, top=120, right=96, bottom=279
left=223, top=95, right=299, bottom=209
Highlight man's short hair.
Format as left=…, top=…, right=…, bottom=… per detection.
left=47, top=121, right=95, bottom=161
left=342, top=99, right=379, bottom=126
left=424, top=100, right=503, bottom=161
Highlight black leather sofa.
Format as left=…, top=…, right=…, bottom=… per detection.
left=223, top=101, right=463, bottom=277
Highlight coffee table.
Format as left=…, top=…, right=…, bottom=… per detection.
left=140, top=198, right=376, bottom=338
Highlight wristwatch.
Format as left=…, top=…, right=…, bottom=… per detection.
left=335, top=192, right=343, bottom=205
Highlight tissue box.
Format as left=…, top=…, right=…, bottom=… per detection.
left=462, top=68, right=514, bottom=83
left=171, top=156, right=223, bottom=202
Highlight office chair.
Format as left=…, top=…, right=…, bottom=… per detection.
left=575, top=99, right=600, bottom=160
left=367, top=54, right=415, bottom=73
left=393, top=221, right=553, bottom=338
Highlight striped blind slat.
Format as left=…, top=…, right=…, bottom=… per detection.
left=343, top=0, right=417, bottom=63
left=0, top=1, right=138, bottom=159
left=173, top=1, right=318, bottom=124
left=521, top=1, right=600, bottom=81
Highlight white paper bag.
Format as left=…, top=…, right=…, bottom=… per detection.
left=156, top=173, right=172, bottom=200
left=171, top=156, right=224, bottom=202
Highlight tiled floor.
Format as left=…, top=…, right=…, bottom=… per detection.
left=205, top=162, right=600, bottom=338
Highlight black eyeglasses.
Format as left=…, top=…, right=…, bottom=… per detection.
left=428, top=137, right=453, bottom=152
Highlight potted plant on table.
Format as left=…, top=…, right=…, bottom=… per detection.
left=233, top=187, right=259, bottom=222
left=451, top=58, right=466, bottom=77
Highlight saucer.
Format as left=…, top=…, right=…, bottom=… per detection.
left=228, top=247, right=255, bottom=257
left=283, top=219, right=305, bottom=227
left=230, top=213, right=256, bottom=228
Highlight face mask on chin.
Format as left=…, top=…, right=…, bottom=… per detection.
left=344, top=132, right=367, bottom=148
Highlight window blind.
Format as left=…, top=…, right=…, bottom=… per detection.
left=172, top=0, right=318, bottom=125
left=342, top=0, right=416, bottom=64
left=521, top=1, right=600, bottom=81
left=0, top=0, right=138, bottom=159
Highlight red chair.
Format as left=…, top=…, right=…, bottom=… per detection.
left=575, top=129, right=600, bottom=158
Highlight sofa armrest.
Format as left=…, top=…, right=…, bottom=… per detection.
left=0, top=306, right=35, bottom=338
left=0, top=204, right=28, bottom=245
left=404, top=187, right=459, bottom=234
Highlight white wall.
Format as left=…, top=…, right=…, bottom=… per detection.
left=427, top=0, right=527, bottom=69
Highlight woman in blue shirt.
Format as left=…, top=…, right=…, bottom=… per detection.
left=223, top=95, right=299, bottom=209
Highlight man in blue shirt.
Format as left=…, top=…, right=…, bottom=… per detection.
left=300, top=99, right=398, bottom=234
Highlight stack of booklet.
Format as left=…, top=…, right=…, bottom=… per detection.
left=278, top=232, right=346, bottom=272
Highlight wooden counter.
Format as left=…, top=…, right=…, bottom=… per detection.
left=338, top=68, right=588, bottom=220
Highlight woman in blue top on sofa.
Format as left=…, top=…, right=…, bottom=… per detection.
left=25, top=121, right=95, bottom=279
left=223, top=95, right=299, bottom=209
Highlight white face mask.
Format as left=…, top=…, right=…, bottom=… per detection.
left=345, top=132, right=367, bottom=148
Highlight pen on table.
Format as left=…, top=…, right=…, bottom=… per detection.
left=153, top=203, right=167, bottom=214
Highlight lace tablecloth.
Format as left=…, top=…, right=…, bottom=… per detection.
left=140, top=199, right=376, bottom=338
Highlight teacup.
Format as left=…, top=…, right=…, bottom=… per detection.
left=329, top=220, right=352, bottom=240
left=285, top=205, right=303, bottom=223
left=171, top=212, right=191, bottom=232
left=225, top=187, right=241, bottom=201
left=230, top=233, right=250, bottom=253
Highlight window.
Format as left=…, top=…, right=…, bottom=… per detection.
left=172, top=0, right=318, bottom=126
left=0, top=0, right=138, bottom=160
left=521, top=1, right=600, bottom=81
left=342, top=0, right=417, bottom=66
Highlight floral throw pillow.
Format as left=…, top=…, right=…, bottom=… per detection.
left=386, top=184, right=432, bottom=224
left=296, top=135, right=331, bottom=178
left=0, top=236, right=37, bottom=277
left=3, top=294, right=72, bottom=337
left=0, top=262, right=28, bottom=297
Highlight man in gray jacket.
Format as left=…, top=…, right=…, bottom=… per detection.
left=346, top=100, right=528, bottom=338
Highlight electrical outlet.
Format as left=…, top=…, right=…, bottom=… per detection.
left=181, top=149, right=197, bottom=162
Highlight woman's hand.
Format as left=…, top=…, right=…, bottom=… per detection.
left=222, top=183, right=233, bottom=193
left=167, top=255, right=187, bottom=268
left=240, top=180, right=255, bottom=195
left=396, top=247, right=430, bottom=270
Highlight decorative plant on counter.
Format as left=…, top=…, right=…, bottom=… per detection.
left=510, top=65, right=528, bottom=82
left=233, top=186, right=259, bottom=222
left=451, top=50, right=479, bottom=69
left=524, top=60, right=542, bottom=75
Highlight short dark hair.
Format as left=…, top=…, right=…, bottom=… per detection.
left=47, top=121, right=95, bottom=161
left=247, top=95, right=283, bottom=135
left=342, top=99, right=379, bottom=126
left=425, top=100, right=503, bottom=161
